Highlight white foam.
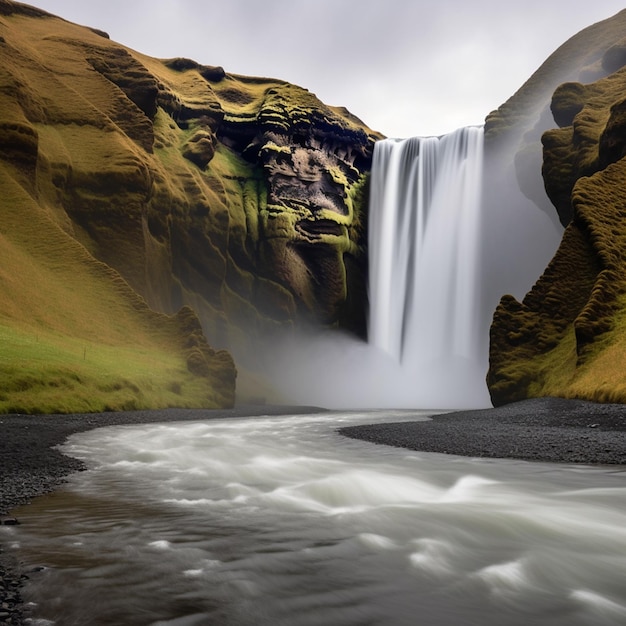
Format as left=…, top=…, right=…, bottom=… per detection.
left=408, top=538, right=456, bottom=578
left=570, top=589, right=626, bottom=618
left=439, top=474, right=498, bottom=502
left=265, top=469, right=443, bottom=515
left=182, top=569, right=203, bottom=578
left=357, top=533, right=397, bottom=550
left=475, top=559, right=530, bottom=595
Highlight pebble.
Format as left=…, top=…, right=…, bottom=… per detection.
left=0, top=562, right=23, bottom=625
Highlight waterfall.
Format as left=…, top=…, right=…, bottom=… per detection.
left=368, top=127, right=488, bottom=405
left=261, top=125, right=524, bottom=408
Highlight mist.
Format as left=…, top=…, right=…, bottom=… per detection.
left=253, top=328, right=490, bottom=410
left=240, top=122, right=563, bottom=409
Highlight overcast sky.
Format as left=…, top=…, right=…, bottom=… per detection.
left=30, top=1, right=626, bottom=137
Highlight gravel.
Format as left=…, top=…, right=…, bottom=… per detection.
left=340, top=397, right=626, bottom=465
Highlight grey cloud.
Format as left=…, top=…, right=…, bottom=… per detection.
left=28, top=1, right=626, bottom=136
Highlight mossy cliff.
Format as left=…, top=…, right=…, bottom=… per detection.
left=0, top=0, right=379, bottom=412
left=487, top=8, right=626, bottom=405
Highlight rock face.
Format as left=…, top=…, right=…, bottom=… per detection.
left=487, top=8, right=626, bottom=405
left=0, top=0, right=379, bottom=410
left=484, top=8, right=626, bottom=230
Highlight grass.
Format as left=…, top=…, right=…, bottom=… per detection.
left=525, top=327, right=578, bottom=397
left=564, top=292, right=626, bottom=402
left=500, top=288, right=626, bottom=405
left=0, top=142, right=234, bottom=413
left=0, top=7, right=381, bottom=414
left=0, top=324, right=219, bottom=414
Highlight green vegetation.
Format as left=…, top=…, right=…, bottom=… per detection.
left=486, top=10, right=626, bottom=406
left=0, top=325, right=219, bottom=414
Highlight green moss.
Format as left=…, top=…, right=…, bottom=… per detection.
left=489, top=151, right=626, bottom=405
left=0, top=7, right=379, bottom=410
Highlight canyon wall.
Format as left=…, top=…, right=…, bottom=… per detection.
left=0, top=0, right=379, bottom=349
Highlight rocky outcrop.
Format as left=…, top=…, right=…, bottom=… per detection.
left=484, top=9, right=626, bottom=229
left=487, top=12, right=626, bottom=406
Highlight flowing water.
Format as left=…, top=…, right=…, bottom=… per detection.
left=8, top=411, right=626, bottom=626
left=367, top=128, right=488, bottom=407
left=260, top=125, right=560, bottom=410
left=4, top=129, right=602, bottom=624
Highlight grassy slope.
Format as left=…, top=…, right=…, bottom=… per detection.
left=0, top=162, right=234, bottom=413
left=0, top=0, right=378, bottom=412
left=0, top=4, right=236, bottom=413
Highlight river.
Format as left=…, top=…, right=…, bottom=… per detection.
left=7, top=410, right=626, bottom=625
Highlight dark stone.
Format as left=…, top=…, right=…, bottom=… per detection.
left=88, top=27, right=110, bottom=39
left=199, top=65, right=226, bottom=82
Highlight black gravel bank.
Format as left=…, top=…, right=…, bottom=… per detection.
left=340, top=397, right=626, bottom=465
left=0, top=405, right=327, bottom=516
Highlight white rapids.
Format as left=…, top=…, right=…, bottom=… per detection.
left=6, top=411, right=626, bottom=626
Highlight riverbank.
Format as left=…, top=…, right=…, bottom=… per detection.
left=4, top=398, right=624, bottom=519
left=0, top=405, right=325, bottom=625
left=341, top=397, right=626, bottom=465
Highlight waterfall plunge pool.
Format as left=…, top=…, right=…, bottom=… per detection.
left=6, top=410, right=626, bottom=626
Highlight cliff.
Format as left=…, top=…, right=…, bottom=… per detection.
left=0, top=0, right=379, bottom=412
left=486, top=8, right=626, bottom=405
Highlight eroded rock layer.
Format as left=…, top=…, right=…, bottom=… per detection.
left=0, top=0, right=379, bottom=411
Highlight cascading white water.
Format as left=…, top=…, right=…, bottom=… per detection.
left=262, top=126, right=492, bottom=409
left=368, top=127, right=486, bottom=404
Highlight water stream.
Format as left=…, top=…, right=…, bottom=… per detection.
left=4, top=128, right=605, bottom=625
left=367, top=128, right=488, bottom=408
left=368, top=128, right=484, bottom=364
left=7, top=411, right=626, bottom=625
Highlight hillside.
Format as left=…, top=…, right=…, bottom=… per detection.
left=0, top=0, right=382, bottom=412
left=486, top=9, right=626, bottom=405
